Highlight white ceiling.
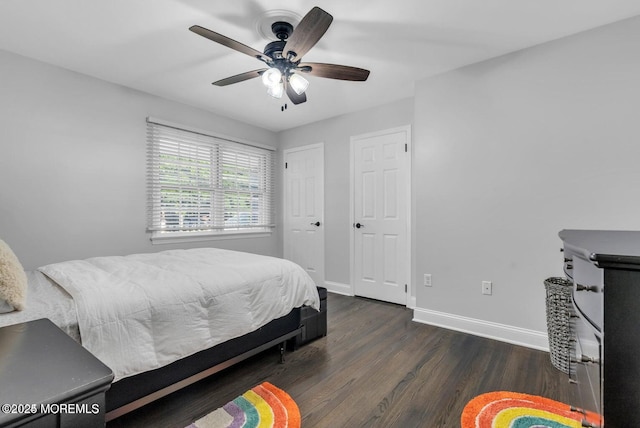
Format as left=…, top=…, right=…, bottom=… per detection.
left=1, top=1, right=639, bottom=132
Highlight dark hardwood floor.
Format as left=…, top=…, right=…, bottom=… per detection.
left=107, top=293, right=572, bottom=427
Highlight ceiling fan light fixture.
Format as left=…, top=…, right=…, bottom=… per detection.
left=267, top=82, right=284, bottom=99
left=289, top=73, right=309, bottom=95
left=262, top=68, right=282, bottom=88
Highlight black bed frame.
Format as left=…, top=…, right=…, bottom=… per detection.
left=104, top=308, right=302, bottom=421
left=105, top=287, right=327, bottom=421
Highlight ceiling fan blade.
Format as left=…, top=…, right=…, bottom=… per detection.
left=189, top=25, right=271, bottom=63
left=285, top=79, right=307, bottom=105
left=283, top=7, right=333, bottom=61
left=297, top=63, right=370, bottom=81
left=212, top=69, right=267, bottom=86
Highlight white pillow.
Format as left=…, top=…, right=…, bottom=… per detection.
left=0, top=239, right=27, bottom=312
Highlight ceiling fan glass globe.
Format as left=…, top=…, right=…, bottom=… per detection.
left=262, top=68, right=282, bottom=88
left=289, top=73, right=309, bottom=95
left=267, top=82, right=284, bottom=99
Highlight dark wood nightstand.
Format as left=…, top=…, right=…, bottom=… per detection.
left=0, top=318, right=113, bottom=427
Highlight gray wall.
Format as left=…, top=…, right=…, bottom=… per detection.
left=413, top=15, right=640, bottom=334
left=0, top=50, right=280, bottom=270
left=2, top=14, right=639, bottom=346
left=277, top=98, right=414, bottom=287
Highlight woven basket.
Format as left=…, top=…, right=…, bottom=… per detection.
left=544, top=277, right=573, bottom=374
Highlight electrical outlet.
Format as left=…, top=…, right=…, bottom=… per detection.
left=424, top=274, right=432, bottom=287
left=482, top=281, right=492, bottom=295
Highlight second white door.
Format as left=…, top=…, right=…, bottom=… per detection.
left=352, top=127, right=410, bottom=305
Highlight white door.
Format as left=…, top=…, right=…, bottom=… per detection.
left=352, top=127, right=410, bottom=305
left=284, top=144, right=325, bottom=288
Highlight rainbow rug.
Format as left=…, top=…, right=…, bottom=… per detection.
left=186, top=382, right=300, bottom=428
left=461, top=391, right=601, bottom=428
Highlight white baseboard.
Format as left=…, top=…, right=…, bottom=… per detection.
left=323, top=281, right=354, bottom=296
left=407, top=295, right=417, bottom=309
left=412, top=307, right=549, bottom=352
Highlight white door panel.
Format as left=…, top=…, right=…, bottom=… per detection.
left=284, top=144, right=324, bottom=287
left=352, top=127, right=410, bottom=305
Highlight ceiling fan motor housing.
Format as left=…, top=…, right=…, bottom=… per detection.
left=265, top=21, right=294, bottom=60
left=263, top=40, right=286, bottom=59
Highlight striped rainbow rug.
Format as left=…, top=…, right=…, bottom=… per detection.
left=186, top=382, right=300, bottom=428
left=461, top=391, right=601, bottom=428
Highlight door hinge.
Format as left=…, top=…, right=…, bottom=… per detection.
left=404, top=143, right=407, bottom=153
left=285, top=162, right=288, bottom=169
left=405, top=284, right=407, bottom=293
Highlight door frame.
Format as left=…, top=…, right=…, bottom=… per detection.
left=282, top=142, right=325, bottom=288
left=349, top=126, right=413, bottom=307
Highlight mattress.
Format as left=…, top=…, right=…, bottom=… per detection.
left=0, top=271, right=80, bottom=341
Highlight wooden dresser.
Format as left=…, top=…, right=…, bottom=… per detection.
left=560, top=230, right=640, bottom=427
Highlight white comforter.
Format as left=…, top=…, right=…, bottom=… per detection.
left=38, top=248, right=319, bottom=381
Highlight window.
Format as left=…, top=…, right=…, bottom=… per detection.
left=146, top=118, right=274, bottom=242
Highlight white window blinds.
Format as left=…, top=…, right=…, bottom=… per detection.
left=147, top=119, right=274, bottom=238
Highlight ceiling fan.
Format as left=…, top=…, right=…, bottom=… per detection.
left=189, top=6, right=370, bottom=106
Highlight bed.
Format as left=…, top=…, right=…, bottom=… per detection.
left=0, top=247, right=320, bottom=421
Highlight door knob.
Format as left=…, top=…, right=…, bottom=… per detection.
left=355, top=222, right=364, bottom=229
left=310, top=221, right=321, bottom=227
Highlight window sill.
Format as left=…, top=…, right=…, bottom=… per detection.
left=150, top=230, right=272, bottom=245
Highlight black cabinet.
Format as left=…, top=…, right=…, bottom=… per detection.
left=0, top=319, right=113, bottom=427
left=560, top=229, right=640, bottom=427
